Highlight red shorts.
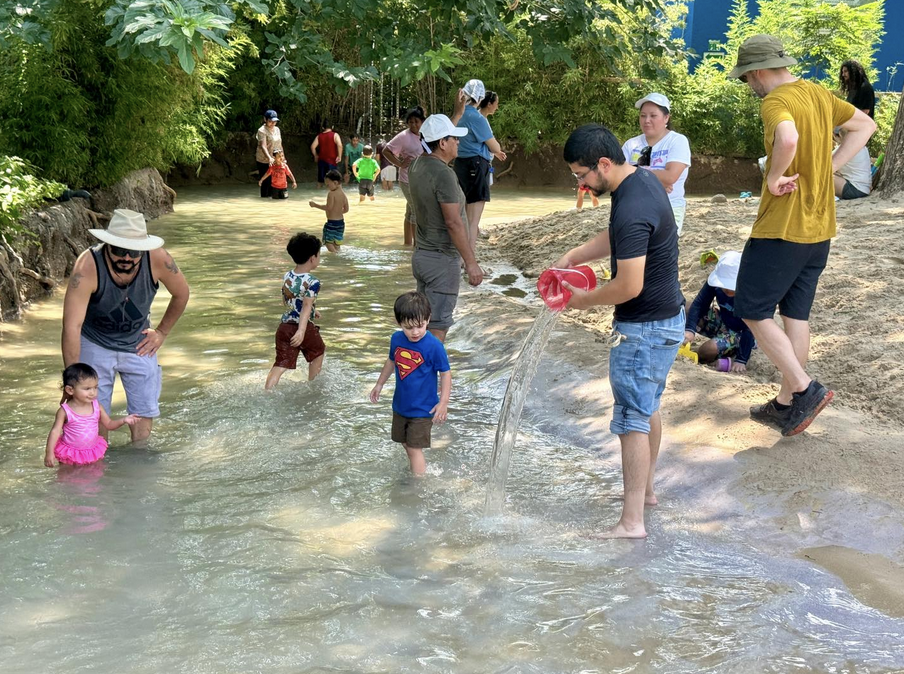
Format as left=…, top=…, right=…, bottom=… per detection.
left=274, top=322, right=325, bottom=369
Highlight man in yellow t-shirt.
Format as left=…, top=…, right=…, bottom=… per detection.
left=728, top=35, right=875, bottom=437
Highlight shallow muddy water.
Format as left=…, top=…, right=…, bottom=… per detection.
left=1, top=185, right=903, bottom=673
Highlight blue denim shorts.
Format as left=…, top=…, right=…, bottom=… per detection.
left=608, top=307, right=685, bottom=435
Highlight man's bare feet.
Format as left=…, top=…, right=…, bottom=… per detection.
left=592, top=521, right=648, bottom=539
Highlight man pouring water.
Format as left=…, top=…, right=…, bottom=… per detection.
left=553, top=124, right=685, bottom=539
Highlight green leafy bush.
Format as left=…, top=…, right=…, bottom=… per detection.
left=0, top=156, right=66, bottom=240
left=0, top=0, right=238, bottom=187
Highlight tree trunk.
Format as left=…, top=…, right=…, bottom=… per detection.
left=877, top=86, right=904, bottom=196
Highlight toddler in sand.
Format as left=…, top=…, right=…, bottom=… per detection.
left=684, top=251, right=755, bottom=372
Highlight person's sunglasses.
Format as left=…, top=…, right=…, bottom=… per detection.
left=571, top=163, right=600, bottom=181
left=739, top=74, right=749, bottom=84
left=443, top=135, right=460, bottom=142
left=108, top=245, right=143, bottom=259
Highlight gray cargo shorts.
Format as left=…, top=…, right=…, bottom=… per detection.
left=411, top=248, right=462, bottom=330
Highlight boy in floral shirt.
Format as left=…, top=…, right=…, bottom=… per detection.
left=265, top=233, right=325, bottom=388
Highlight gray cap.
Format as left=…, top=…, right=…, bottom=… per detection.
left=728, top=34, right=797, bottom=79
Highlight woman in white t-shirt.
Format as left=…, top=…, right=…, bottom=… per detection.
left=621, top=93, right=691, bottom=235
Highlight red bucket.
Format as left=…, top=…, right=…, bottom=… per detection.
left=536, top=266, right=597, bottom=311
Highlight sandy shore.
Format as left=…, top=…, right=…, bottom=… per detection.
left=472, top=192, right=904, bottom=617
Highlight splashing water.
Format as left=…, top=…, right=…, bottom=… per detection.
left=484, top=306, right=560, bottom=515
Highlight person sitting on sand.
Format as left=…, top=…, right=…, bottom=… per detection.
left=684, top=251, right=754, bottom=373
left=832, top=128, right=871, bottom=201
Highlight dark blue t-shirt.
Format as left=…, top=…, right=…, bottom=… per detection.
left=389, top=331, right=450, bottom=418
left=609, top=168, right=685, bottom=322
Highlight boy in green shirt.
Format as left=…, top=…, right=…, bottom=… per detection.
left=353, top=146, right=381, bottom=202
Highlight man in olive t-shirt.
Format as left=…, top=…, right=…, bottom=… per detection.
left=408, top=114, right=483, bottom=342
left=728, top=35, right=875, bottom=437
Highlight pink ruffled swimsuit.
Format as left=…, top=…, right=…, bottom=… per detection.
left=54, top=400, right=108, bottom=465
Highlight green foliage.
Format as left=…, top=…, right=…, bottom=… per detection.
left=0, top=156, right=66, bottom=241
left=872, top=91, right=900, bottom=156
left=672, top=0, right=887, bottom=157
left=0, top=0, right=240, bottom=187
left=755, top=0, right=884, bottom=83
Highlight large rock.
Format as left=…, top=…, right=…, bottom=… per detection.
left=91, top=167, right=175, bottom=219
left=0, top=168, right=175, bottom=321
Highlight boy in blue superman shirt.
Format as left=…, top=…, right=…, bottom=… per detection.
left=369, top=291, right=451, bottom=475
left=684, top=251, right=755, bottom=372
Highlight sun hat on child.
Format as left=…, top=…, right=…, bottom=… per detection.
left=88, top=209, right=164, bottom=251
left=264, top=109, right=279, bottom=121
left=728, top=34, right=797, bottom=79
left=635, top=93, right=671, bottom=111
left=462, top=79, right=486, bottom=103
left=420, top=115, right=469, bottom=144
left=707, top=250, right=742, bottom=291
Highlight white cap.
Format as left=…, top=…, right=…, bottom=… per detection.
left=420, top=114, right=468, bottom=143
left=462, top=79, right=486, bottom=103
left=635, top=92, right=671, bottom=111
left=707, top=251, right=742, bottom=291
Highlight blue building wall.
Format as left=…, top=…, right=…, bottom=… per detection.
left=684, top=0, right=904, bottom=92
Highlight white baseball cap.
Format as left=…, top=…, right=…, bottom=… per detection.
left=462, top=79, right=486, bottom=103
left=420, top=114, right=468, bottom=143
left=635, top=92, right=671, bottom=111
left=707, top=251, right=742, bottom=291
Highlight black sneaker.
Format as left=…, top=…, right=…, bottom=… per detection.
left=782, top=381, right=834, bottom=437
left=750, top=398, right=791, bottom=430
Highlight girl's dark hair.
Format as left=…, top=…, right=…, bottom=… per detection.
left=839, top=59, right=867, bottom=96
left=479, top=91, right=498, bottom=109
left=62, top=363, right=98, bottom=388
left=287, top=232, right=321, bottom=264
left=394, top=291, right=432, bottom=325
left=563, top=124, right=626, bottom=168
left=405, top=106, right=426, bottom=122
left=321, top=120, right=332, bottom=130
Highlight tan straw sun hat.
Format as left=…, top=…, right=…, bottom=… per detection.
left=728, top=34, right=797, bottom=79
left=88, top=208, right=164, bottom=250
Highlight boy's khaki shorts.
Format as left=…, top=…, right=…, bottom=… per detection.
left=391, top=412, right=433, bottom=448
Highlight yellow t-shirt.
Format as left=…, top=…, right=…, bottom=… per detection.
left=753, top=80, right=855, bottom=243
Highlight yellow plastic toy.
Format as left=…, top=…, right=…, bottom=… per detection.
left=700, top=249, right=719, bottom=267
left=677, top=342, right=698, bottom=364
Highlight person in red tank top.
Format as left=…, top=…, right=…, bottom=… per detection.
left=311, top=121, right=343, bottom=188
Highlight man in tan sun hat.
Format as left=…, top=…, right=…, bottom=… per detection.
left=62, top=208, right=190, bottom=444
left=728, top=34, right=875, bottom=437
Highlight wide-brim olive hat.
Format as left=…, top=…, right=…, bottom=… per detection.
left=728, top=34, right=797, bottom=79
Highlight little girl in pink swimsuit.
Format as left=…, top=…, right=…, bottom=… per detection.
left=44, top=363, right=138, bottom=467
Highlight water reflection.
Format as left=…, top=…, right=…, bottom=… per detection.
left=0, top=185, right=902, bottom=672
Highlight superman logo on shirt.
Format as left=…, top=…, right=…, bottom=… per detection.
left=394, top=347, right=424, bottom=380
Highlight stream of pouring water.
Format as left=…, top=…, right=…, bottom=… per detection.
left=484, top=306, right=560, bottom=515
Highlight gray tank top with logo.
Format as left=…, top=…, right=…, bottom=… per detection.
left=81, top=244, right=158, bottom=352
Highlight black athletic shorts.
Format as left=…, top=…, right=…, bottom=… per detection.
left=734, top=238, right=831, bottom=321
left=453, top=155, right=491, bottom=204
